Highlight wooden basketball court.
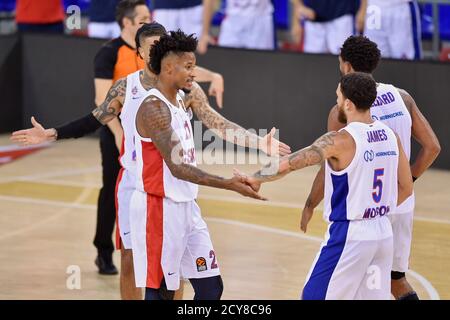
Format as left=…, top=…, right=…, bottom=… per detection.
left=0, top=136, right=448, bottom=299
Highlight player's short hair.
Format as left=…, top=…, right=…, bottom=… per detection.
left=135, top=22, right=167, bottom=52
left=149, top=30, right=198, bottom=75
left=340, top=72, right=377, bottom=110
left=115, top=0, right=147, bottom=29
left=340, top=35, right=381, bottom=73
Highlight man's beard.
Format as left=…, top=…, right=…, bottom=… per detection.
left=338, top=105, right=347, bottom=124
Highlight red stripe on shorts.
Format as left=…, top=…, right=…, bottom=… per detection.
left=114, top=167, right=125, bottom=250
left=146, top=194, right=164, bottom=288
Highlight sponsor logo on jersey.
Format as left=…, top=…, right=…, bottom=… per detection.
left=364, top=150, right=375, bottom=162
left=132, top=86, right=138, bottom=95
left=375, top=150, right=397, bottom=157
left=377, top=111, right=404, bottom=121
left=196, top=257, right=207, bottom=272
left=367, top=129, right=388, bottom=143
left=363, top=205, right=391, bottom=219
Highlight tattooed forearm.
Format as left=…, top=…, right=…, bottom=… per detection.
left=186, top=82, right=262, bottom=148
left=251, top=132, right=337, bottom=183
left=138, top=96, right=231, bottom=190
left=92, top=79, right=126, bottom=124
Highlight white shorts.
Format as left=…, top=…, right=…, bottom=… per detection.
left=364, top=1, right=422, bottom=59
left=388, top=211, right=414, bottom=272
left=153, top=5, right=203, bottom=38
left=303, top=14, right=354, bottom=54
left=115, top=168, right=135, bottom=250
left=88, top=22, right=121, bottom=39
left=130, top=191, right=220, bottom=290
left=218, top=13, right=275, bottom=50
left=303, top=218, right=393, bottom=300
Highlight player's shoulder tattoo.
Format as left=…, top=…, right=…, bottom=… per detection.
left=140, top=95, right=172, bottom=130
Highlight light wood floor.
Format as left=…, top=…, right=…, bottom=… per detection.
left=0, top=136, right=449, bottom=300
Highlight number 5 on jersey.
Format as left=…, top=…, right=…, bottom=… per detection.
left=372, top=168, right=384, bottom=203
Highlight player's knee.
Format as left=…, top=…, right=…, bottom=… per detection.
left=159, top=278, right=175, bottom=300
left=391, top=271, right=406, bottom=280
left=191, top=275, right=223, bottom=300
left=120, top=249, right=134, bottom=275
left=144, top=279, right=175, bottom=300
left=214, top=276, right=224, bottom=299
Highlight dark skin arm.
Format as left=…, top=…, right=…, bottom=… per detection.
left=398, top=89, right=441, bottom=178
left=234, top=131, right=353, bottom=192
left=300, top=105, right=345, bottom=231
left=135, top=95, right=266, bottom=200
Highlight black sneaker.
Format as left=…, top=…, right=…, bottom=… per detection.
left=95, top=254, right=118, bottom=275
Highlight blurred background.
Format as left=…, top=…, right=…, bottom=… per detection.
left=0, top=0, right=449, bottom=60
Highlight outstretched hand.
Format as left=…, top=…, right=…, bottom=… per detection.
left=10, top=117, right=56, bottom=146
left=260, top=127, right=291, bottom=157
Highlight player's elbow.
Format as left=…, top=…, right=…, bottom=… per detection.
left=167, top=163, right=185, bottom=181
left=430, top=140, right=441, bottom=157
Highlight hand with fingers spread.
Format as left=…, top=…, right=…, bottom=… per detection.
left=260, top=127, right=291, bottom=157
left=233, top=168, right=262, bottom=193
left=208, top=72, right=224, bottom=109
left=10, top=117, right=57, bottom=145
left=226, top=174, right=266, bottom=200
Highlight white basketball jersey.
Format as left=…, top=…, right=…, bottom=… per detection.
left=323, top=121, right=399, bottom=222
left=119, top=70, right=148, bottom=172
left=371, top=83, right=414, bottom=213
left=134, top=88, right=198, bottom=202
left=226, top=0, right=273, bottom=16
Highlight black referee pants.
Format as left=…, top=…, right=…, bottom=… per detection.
left=93, top=126, right=120, bottom=257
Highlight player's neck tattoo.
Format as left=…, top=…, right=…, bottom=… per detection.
left=141, top=70, right=158, bottom=90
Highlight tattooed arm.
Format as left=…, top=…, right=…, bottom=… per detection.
left=254, top=131, right=340, bottom=182
left=92, top=78, right=126, bottom=124
left=235, top=131, right=348, bottom=195
left=136, top=96, right=265, bottom=200
left=185, top=82, right=291, bottom=156
left=11, top=79, right=126, bottom=146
